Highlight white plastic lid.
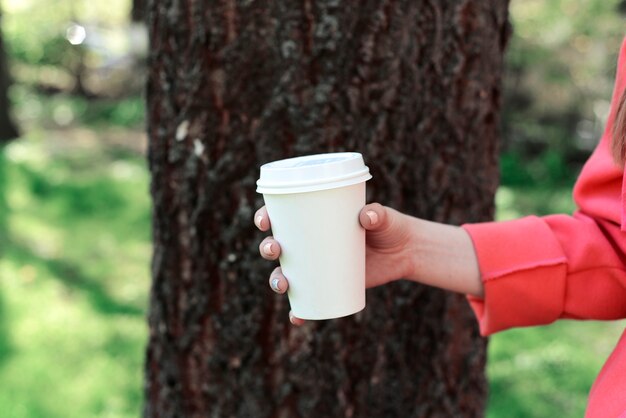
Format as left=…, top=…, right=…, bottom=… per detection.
left=256, top=152, right=372, bottom=194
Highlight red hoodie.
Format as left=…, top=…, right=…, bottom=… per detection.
left=463, top=37, right=626, bottom=418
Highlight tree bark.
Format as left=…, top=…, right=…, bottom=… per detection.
left=145, top=1, right=510, bottom=417
left=0, top=11, right=18, bottom=143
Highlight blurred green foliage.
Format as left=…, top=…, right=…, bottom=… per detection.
left=3, top=0, right=131, bottom=67
left=502, top=0, right=625, bottom=186
left=10, top=85, right=145, bottom=128
left=3, top=0, right=146, bottom=128
left=500, top=150, right=576, bottom=187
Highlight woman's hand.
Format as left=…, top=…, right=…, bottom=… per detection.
left=254, top=203, right=415, bottom=325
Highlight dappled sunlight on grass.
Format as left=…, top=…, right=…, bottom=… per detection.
left=0, top=135, right=149, bottom=418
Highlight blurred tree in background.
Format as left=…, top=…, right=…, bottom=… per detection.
left=501, top=0, right=625, bottom=188
left=0, top=8, right=18, bottom=142
left=131, top=0, right=145, bottom=23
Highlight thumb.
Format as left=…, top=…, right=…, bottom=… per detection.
left=359, top=203, right=389, bottom=231
left=360, top=203, right=412, bottom=251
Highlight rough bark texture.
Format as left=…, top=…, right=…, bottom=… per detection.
left=145, top=1, right=510, bottom=417
left=0, top=12, right=18, bottom=143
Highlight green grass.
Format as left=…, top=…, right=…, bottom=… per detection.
left=0, top=135, right=150, bottom=418
left=486, top=321, right=626, bottom=418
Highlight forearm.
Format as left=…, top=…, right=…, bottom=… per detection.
left=404, top=216, right=484, bottom=298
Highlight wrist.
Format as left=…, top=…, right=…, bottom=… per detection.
left=403, top=216, right=427, bottom=283
left=400, top=217, right=484, bottom=297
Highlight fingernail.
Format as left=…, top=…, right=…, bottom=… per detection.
left=263, top=242, right=275, bottom=256
left=289, top=312, right=303, bottom=326
left=255, top=215, right=264, bottom=229
left=271, top=277, right=282, bottom=292
left=366, top=210, right=378, bottom=225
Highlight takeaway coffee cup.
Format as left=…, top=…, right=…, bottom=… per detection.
left=256, top=152, right=372, bottom=320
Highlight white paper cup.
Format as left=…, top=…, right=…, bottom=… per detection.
left=256, top=152, right=372, bottom=320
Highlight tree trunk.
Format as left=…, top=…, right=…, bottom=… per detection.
left=0, top=11, right=18, bottom=143
left=145, top=1, right=510, bottom=417
left=131, top=0, right=146, bottom=22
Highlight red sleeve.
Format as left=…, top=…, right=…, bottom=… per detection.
left=463, top=36, right=626, bottom=336
left=463, top=214, right=626, bottom=336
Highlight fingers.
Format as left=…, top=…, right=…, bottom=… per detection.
left=289, top=311, right=305, bottom=326
left=256, top=207, right=281, bottom=260
left=254, top=206, right=271, bottom=231
left=258, top=236, right=281, bottom=261
left=359, top=202, right=387, bottom=230
left=268, top=266, right=288, bottom=294
left=257, top=207, right=303, bottom=326
left=267, top=269, right=305, bottom=326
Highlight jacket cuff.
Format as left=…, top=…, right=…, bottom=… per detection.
left=462, top=216, right=568, bottom=336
